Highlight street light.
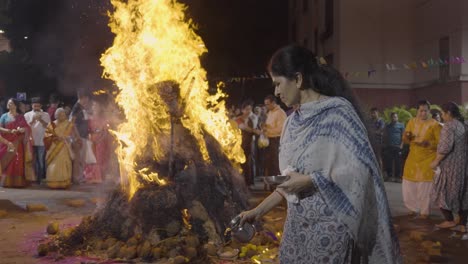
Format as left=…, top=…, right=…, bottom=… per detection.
left=0, top=30, right=4, bottom=34
left=24, top=36, right=28, bottom=39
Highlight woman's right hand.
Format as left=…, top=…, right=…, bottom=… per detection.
left=405, top=131, right=414, bottom=140
left=239, top=208, right=261, bottom=226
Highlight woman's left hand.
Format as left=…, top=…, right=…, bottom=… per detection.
left=430, top=160, right=439, bottom=170
left=277, top=171, right=313, bottom=193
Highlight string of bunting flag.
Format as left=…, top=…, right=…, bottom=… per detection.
left=223, top=55, right=466, bottom=83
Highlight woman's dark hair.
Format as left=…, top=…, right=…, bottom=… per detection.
left=241, top=99, right=254, bottom=110
left=264, top=94, right=277, bottom=104
left=268, top=45, right=364, bottom=118
left=77, top=89, right=91, bottom=99
left=267, top=45, right=379, bottom=160
left=49, top=93, right=59, bottom=104
left=7, top=98, right=21, bottom=114
left=441, top=102, right=464, bottom=122
left=416, top=100, right=431, bottom=109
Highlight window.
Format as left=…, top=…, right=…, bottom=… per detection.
left=323, top=0, right=334, bottom=39
left=439, top=36, right=449, bottom=81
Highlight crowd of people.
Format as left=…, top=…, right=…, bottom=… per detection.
left=233, top=84, right=468, bottom=235
left=232, top=45, right=468, bottom=262
left=368, top=101, right=468, bottom=231
left=228, top=95, right=287, bottom=190
left=0, top=91, right=117, bottom=189
left=1, top=44, right=468, bottom=263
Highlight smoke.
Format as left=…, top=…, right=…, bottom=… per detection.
left=31, top=0, right=113, bottom=96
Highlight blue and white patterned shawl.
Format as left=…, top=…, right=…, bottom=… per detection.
left=279, top=97, right=401, bottom=263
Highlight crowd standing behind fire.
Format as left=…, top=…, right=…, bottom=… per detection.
left=0, top=86, right=467, bottom=237
left=0, top=91, right=119, bottom=190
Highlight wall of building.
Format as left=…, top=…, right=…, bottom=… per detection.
left=338, top=0, right=418, bottom=89
left=460, top=0, right=468, bottom=81
left=412, top=0, right=466, bottom=83
left=354, top=88, right=411, bottom=109
left=288, top=0, right=337, bottom=57
left=290, top=0, right=468, bottom=107
left=355, top=80, right=467, bottom=109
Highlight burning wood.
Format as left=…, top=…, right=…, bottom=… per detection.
left=35, top=0, right=252, bottom=262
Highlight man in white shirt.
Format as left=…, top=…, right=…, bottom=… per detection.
left=24, top=97, right=51, bottom=184
left=262, top=95, right=286, bottom=176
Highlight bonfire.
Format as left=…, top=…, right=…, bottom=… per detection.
left=37, top=0, right=256, bottom=262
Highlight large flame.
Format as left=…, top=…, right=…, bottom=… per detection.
left=101, top=0, right=245, bottom=198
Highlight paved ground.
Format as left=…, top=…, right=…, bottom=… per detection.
left=0, top=180, right=422, bottom=217
left=1, top=180, right=467, bottom=263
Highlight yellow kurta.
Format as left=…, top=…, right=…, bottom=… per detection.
left=402, top=118, right=442, bottom=182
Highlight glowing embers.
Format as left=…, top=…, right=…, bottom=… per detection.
left=181, top=209, right=192, bottom=230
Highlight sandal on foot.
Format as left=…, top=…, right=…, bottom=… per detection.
left=450, top=225, right=466, bottom=232
left=436, top=221, right=457, bottom=229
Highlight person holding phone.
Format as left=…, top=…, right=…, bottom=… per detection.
left=402, top=100, right=442, bottom=219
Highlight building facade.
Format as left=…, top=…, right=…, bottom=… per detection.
left=289, top=0, right=468, bottom=108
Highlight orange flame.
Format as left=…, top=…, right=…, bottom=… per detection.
left=100, top=0, right=245, bottom=198
left=181, top=208, right=192, bottom=230
left=92, top=89, right=107, bottom=95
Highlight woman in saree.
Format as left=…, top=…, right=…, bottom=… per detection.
left=83, top=99, right=111, bottom=183
left=402, top=100, right=442, bottom=219
left=240, top=45, right=401, bottom=263
left=45, top=108, right=77, bottom=189
left=0, top=98, right=29, bottom=188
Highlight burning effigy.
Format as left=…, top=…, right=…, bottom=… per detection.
left=37, top=0, right=254, bottom=262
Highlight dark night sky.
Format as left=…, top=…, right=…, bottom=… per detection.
left=2, top=0, right=288, bottom=103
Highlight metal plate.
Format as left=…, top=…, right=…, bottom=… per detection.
left=263, top=175, right=290, bottom=185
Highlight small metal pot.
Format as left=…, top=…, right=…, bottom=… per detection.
left=228, top=214, right=255, bottom=243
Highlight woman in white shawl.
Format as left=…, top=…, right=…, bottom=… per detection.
left=240, top=45, right=401, bottom=263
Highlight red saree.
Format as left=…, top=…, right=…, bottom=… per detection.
left=83, top=117, right=111, bottom=183
left=0, top=114, right=29, bottom=188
